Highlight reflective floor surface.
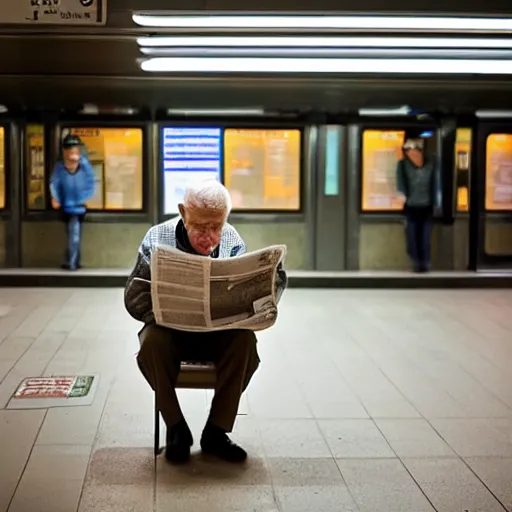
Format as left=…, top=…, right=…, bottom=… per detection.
left=1, top=288, right=512, bottom=512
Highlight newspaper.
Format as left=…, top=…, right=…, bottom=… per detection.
left=149, top=244, right=287, bottom=332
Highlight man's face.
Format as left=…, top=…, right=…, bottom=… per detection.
left=404, top=144, right=424, bottom=168
left=63, top=146, right=81, bottom=168
left=178, top=204, right=226, bottom=256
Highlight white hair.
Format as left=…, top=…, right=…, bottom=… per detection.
left=183, top=180, right=232, bottom=213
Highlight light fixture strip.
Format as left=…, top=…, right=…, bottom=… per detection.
left=137, top=36, right=512, bottom=49
left=132, top=13, right=512, bottom=33
left=140, top=56, right=512, bottom=74
left=139, top=47, right=512, bottom=60
left=167, top=108, right=265, bottom=116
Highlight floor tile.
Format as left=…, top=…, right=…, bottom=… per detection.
left=36, top=404, right=104, bottom=446
left=156, top=485, right=277, bottom=512
left=0, top=409, right=46, bottom=512
left=86, top=447, right=154, bottom=486
left=375, top=418, right=456, bottom=458
left=318, top=419, right=396, bottom=458
left=8, top=444, right=91, bottom=512
left=464, top=457, right=512, bottom=511
left=258, top=419, right=331, bottom=458
left=94, top=410, right=155, bottom=449
left=157, top=451, right=270, bottom=486
left=337, top=458, right=436, bottom=512
left=78, top=484, right=153, bottom=512
left=403, top=458, right=506, bottom=512
left=0, top=288, right=512, bottom=512
left=266, top=457, right=344, bottom=487
left=275, top=485, right=359, bottom=512
left=429, top=418, right=512, bottom=457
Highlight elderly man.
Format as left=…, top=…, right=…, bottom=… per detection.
left=125, top=180, right=286, bottom=464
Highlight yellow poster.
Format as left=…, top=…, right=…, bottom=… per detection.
left=224, top=129, right=301, bottom=210
left=361, top=130, right=405, bottom=211
left=70, top=127, right=143, bottom=210
left=26, top=124, right=46, bottom=210
left=0, top=127, right=4, bottom=209
left=485, top=134, right=512, bottom=211
left=455, top=128, right=471, bottom=212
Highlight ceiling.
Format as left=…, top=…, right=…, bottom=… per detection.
left=2, top=3, right=512, bottom=112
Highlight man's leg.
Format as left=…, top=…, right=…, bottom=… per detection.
left=405, top=216, right=420, bottom=271
left=137, top=324, right=193, bottom=463
left=76, top=214, right=84, bottom=269
left=67, top=215, right=81, bottom=270
left=200, top=329, right=260, bottom=462
left=420, top=216, right=433, bottom=271
left=61, top=214, right=71, bottom=269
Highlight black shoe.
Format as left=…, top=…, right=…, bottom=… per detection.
left=165, top=419, right=193, bottom=464
left=60, top=263, right=79, bottom=271
left=200, top=422, right=247, bottom=463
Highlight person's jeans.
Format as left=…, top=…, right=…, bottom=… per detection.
left=405, top=207, right=432, bottom=270
left=64, top=215, right=82, bottom=270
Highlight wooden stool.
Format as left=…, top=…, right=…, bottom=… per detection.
left=154, top=361, right=216, bottom=455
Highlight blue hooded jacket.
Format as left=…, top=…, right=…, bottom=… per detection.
left=50, top=157, right=96, bottom=215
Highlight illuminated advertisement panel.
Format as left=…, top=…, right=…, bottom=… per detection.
left=224, top=129, right=301, bottom=210
left=162, top=127, right=221, bottom=214
left=361, top=130, right=405, bottom=211
left=486, top=133, right=512, bottom=211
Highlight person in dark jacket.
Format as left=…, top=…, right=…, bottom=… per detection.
left=396, top=136, right=438, bottom=273
left=50, top=134, right=95, bottom=270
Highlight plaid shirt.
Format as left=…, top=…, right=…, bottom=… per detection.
left=125, top=217, right=287, bottom=324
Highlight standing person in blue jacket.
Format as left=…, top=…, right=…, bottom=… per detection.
left=50, top=134, right=95, bottom=270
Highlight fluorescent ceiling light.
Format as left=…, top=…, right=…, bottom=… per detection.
left=79, top=104, right=138, bottom=115
left=139, top=47, right=512, bottom=59
left=137, top=36, right=512, bottom=49
left=359, top=106, right=411, bottom=116
left=132, top=13, right=512, bottom=31
left=141, top=57, right=512, bottom=74
left=476, top=110, right=512, bottom=118
left=167, top=108, right=264, bottom=116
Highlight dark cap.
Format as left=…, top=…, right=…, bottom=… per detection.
left=62, top=134, right=82, bottom=149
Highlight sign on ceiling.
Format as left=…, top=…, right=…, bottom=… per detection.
left=0, top=0, right=106, bottom=26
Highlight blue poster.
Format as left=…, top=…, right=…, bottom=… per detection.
left=325, top=127, right=340, bottom=196
left=162, top=127, right=222, bottom=214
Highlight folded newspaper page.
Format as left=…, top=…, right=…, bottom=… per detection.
left=150, top=244, right=287, bottom=332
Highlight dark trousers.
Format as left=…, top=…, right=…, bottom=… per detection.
left=137, top=324, right=260, bottom=432
left=405, top=206, right=432, bottom=269
left=62, top=213, right=84, bottom=269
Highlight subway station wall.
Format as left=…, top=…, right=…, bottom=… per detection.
left=232, top=221, right=307, bottom=270
left=11, top=219, right=512, bottom=271
left=21, top=222, right=150, bottom=268
left=485, top=222, right=512, bottom=255
left=453, top=219, right=470, bottom=271
left=359, top=223, right=442, bottom=270
left=0, top=221, right=5, bottom=267
left=359, top=220, right=512, bottom=271
left=359, top=221, right=468, bottom=271
left=20, top=220, right=307, bottom=270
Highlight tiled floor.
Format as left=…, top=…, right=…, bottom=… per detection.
left=1, top=288, right=512, bottom=512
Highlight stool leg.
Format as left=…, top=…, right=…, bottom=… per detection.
left=154, top=407, right=160, bottom=456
